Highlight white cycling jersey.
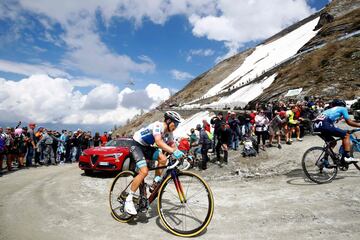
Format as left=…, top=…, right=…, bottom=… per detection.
left=133, top=121, right=173, bottom=147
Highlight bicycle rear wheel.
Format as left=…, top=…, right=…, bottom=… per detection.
left=157, top=171, right=214, bottom=237
left=109, top=171, right=137, bottom=222
left=302, top=146, right=338, bottom=184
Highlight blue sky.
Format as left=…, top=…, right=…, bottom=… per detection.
left=0, top=0, right=330, bottom=129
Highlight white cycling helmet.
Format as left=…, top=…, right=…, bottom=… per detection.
left=164, top=111, right=181, bottom=123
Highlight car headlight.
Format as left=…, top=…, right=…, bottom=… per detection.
left=104, top=153, right=123, bottom=159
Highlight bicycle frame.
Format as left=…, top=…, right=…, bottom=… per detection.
left=144, top=164, right=185, bottom=205
left=318, top=129, right=360, bottom=164
left=350, top=134, right=360, bottom=151
left=318, top=136, right=342, bottom=161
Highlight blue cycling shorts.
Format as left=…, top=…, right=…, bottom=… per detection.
left=313, top=118, right=347, bottom=141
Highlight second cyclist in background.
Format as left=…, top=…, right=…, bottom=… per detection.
left=313, top=99, right=360, bottom=162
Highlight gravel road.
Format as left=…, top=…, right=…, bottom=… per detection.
left=1, top=134, right=360, bottom=240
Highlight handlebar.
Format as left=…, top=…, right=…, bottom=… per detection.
left=167, top=159, right=180, bottom=169
left=166, top=155, right=191, bottom=171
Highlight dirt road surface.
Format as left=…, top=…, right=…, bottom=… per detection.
left=1, top=135, right=360, bottom=240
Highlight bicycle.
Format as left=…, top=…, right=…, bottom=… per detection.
left=109, top=153, right=214, bottom=237
left=302, top=129, right=360, bottom=184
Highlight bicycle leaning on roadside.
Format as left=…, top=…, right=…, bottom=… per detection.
left=302, top=129, right=360, bottom=184
left=109, top=153, right=214, bottom=237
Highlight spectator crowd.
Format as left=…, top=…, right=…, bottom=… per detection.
left=0, top=96, right=344, bottom=175
left=0, top=122, right=114, bottom=175
left=179, top=97, right=329, bottom=170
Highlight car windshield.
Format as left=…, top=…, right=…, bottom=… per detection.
left=105, top=139, right=130, bottom=147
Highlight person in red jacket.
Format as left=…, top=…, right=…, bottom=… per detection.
left=249, top=110, right=257, bottom=135
left=100, top=132, right=108, bottom=146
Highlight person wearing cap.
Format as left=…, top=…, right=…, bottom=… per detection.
left=216, top=121, right=231, bottom=165
left=195, top=123, right=212, bottom=170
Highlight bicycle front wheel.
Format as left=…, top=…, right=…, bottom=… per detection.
left=109, top=170, right=137, bottom=222
left=157, top=171, right=214, bottom=237
left=302, top=146, right=338, bottom=184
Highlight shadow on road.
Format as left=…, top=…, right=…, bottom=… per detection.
left=286, top=171, right=360, bottom=186
left=124, top=201, right=209, bottom=237
left=286, top=178, right=318, bottom=186
left=80, top=171, right=118, bottom=178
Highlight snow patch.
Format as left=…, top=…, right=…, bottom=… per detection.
left=174, top=111, right=214, bottom=139
left=203, top=74, right=276, bottom=109
left=202, top=17, right=320, bottom=99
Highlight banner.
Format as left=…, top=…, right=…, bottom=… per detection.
left=285, top=88, right=302, bottom=97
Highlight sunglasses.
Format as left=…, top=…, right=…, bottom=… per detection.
left=174, top=121, right=179, bottom=128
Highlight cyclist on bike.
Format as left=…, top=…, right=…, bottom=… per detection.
left=313, top=99, right=360, bottom=162
left=124, top=111, right=184, bottom=215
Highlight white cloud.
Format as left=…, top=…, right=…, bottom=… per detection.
left=190, top=0, right=314, bottom=59
left=82, top=84, right=119, bottom=110
left=119, top=83, right=171, bottom=110
left=187, top=48, right=215, bottom=62
left=171, top=69, right=194, bottom=81
left=0, top=59, right=69, bottom=78
left=0, top=74, right=171, bottom=125
left=145, top=83, right=171, bottom=108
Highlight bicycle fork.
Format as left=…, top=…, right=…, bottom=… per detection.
left=171, top=171, right=187, bottom=204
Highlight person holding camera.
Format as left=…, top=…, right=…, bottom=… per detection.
left=254, top=109, right=269, bottom=152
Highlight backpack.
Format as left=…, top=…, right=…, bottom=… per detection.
left=205, top=130, right=213, bottom=141
left=178, top=138, right=190, bottom=152
left=242, top=137, right=257, bottom=157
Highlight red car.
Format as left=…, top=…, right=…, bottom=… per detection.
left=79, top=138, right=134, bottom=175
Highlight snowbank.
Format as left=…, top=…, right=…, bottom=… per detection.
left=203, top=17, right=320, bottom=99
left=203, top=74, right=276, bottom=109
